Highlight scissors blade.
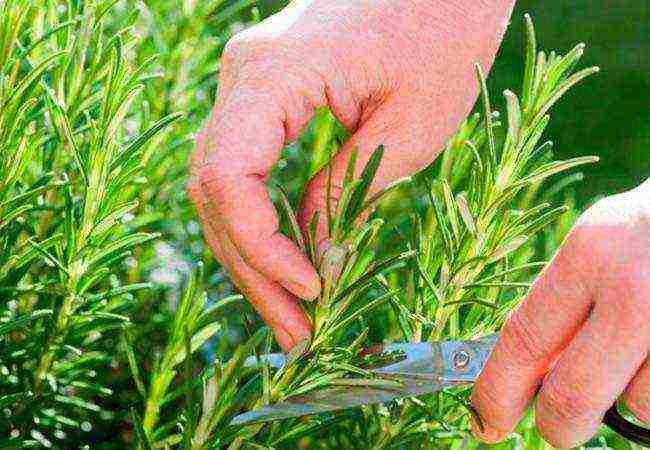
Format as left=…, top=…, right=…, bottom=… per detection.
left=231, top=374, right=454, bottom=426
left=231, top=334, right=499, bottom=426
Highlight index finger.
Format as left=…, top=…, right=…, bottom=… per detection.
left=470, top=235, right=595, bottom=442
left=198, top=83, right=322, bottom=300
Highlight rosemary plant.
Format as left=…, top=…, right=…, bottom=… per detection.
left=0, top=1, right=180, bottom=446
left=0, top=1, right=619, bottom=449
left=319, top=15, right=601, bottom=449
left=133, top=14, right=600, bottom=450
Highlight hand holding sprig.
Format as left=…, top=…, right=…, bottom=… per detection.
left=188, top=0, right=515, bottom=350
left=472, top=180, right=650, bottom=448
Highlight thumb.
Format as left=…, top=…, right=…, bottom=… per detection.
left=299, top=84, right=477, bottom=244
left=299, top=0, right=516, bottom=243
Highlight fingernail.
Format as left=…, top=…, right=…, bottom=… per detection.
left=282, top=279, right=320, bottom=301
left=275, top=330, right=295, bottom=353
left=470, top=416, right=508, bottom=443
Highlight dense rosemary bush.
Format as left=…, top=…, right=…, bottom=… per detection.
left=0, top=1, right=637, bottom=449
left=0, top=1, right=186, bottom=446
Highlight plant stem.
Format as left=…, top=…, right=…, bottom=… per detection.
left=34, top=292, right=76, bottom=393
left=372, top=405, right=409, bottom=450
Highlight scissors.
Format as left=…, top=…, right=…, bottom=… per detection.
left=231, top=334, right=650, bottom=447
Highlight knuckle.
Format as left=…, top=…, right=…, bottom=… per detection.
left=549, top=231, right=595, bottom=294
left=197, top=160, right=226, bottom=185
left=536, top=379, right=599, bottom=430
left=221, top=36, right=248, bottom=67
left=536, top=426, right=577, bottom=450
left=471, top=376, right=512, bottom=430
left=598, top=274, right=650, bottom=332
left=535, top=387, right=594, bottom=449
left=561, top=226, right=598, bottom=269
left=223, top=34, right=288, bottom=73
left=221, top=36, right=288, bottom=89
left=500, top=309, right=549, bottom=365
left=196, top=161, right=234, bottom=209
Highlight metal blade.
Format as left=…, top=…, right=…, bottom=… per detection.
left=243, top=352, right=287, bottom=369
left=231, top=374, right=454, bottom=426
left=231, top=334, right=499, bottom=426
left=375, top=333, right=499, bottom=382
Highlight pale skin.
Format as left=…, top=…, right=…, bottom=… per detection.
left=187, top=0, right=649, bottom=447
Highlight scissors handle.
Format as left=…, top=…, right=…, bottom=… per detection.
left=603, top=405, right=650, bottom=447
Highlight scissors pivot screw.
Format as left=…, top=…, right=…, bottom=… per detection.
left=452, top=350, right=471, bottom=369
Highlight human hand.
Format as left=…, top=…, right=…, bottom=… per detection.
left=471, top=180, right=650, bottom=447
left=188, top=0, right=516, bottom=351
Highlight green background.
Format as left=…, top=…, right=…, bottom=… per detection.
left=493, top=0, right=649, bottom=203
